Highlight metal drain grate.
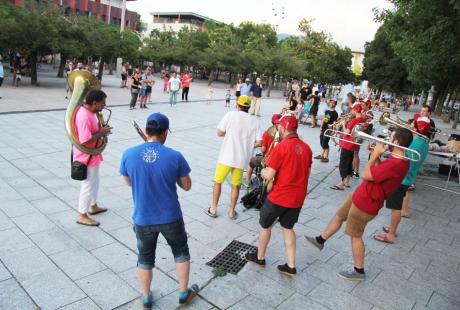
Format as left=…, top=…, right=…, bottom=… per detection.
left=206, top=240, right=257, bottom=274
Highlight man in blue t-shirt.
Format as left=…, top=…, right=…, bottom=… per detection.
left=373, top=115, right=430, bottom=244
left=120, top=113, right=198, bottom=308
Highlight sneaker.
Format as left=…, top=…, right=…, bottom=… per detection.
left=142, top=293, right=153, bottom=310
left=277, top=263, right=296, bottom=276
left=179, top=284, right=199, bottom=306
left=337, top=268, right=365, bottom=281
left=245, top=251, right=266, bottom=266
left=304, top=235, right=324, bottom=251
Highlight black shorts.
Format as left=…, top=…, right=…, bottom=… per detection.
left=320, top=132, right=330, bottom=149
left=146, top=85, right=152, bottom=94
left=259, top=199, right=301, bottom=229
left=339, top=148, right=354, bottom=180
left=121, top=74, right=127, bottom=81
left=386, top=185, right=410, bottom=210
left=236, top=91, right=241, bottom=97
left=310, top=106, right=318, bottom=116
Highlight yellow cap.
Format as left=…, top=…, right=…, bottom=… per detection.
left=237, top=95, right=251, bottom=108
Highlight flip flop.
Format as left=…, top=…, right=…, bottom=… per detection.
left=88, top=207, right=108, bottom=216
left=330, top=185, right=344, bottom=191
left=76, top=218, right=100, bottom=226
left=382, top=226, right=398, bottom=237
left=229, top=211, right=238, bottom=220
left=401, top=214, right=410, bottom=218
left=204, top=208, right=217, bottom=218
left=373, top=234, right=394, bottom=244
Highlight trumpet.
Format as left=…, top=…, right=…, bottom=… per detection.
left=379, top=112, right=430, bottom=141
left=324, top=125, right=421, bottom=162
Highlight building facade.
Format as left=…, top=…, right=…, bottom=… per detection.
left=6, top=0, right=140, bottom=31
left=147, top=12, right=219, bottom=34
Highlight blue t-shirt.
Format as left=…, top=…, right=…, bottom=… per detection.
left=240, top=83, right=251, bottom=96
left=120, top=142, right=191, bottom=226
left=402, top=137, right=429, bottom=186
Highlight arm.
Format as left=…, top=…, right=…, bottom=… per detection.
left=81, top=125, right=111, bottom=145
left=217, top=130, right=225, bottom=137
left=177, top=175, right=191, bottom=191
left=122, top=176, right=131, bottom=187
left=362, top=143, right=385, bottom=181
left=254, top=140, right=262, bottom=148
left=261, top=167, right=276, bottom=180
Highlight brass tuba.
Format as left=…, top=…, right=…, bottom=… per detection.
left=65, top=70, right=110, bottom=155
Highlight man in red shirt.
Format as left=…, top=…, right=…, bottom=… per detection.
left=181, top=71, right=191, bottom=101
left=330, top=103, right=364, bottom=190
left=245, top=113, right=282, bottom=187
left=246, top=115, right=312, bottom=276
left=305, top=127, right=413, bottom=280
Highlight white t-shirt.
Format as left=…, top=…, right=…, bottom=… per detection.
left=169, top=77, right=181, bottom=91
left=217, top=111, right=262, bottom=169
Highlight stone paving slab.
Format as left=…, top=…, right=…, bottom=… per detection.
left=0, top=69, right=460, bottom=309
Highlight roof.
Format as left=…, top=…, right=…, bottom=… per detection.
left=150, top=12, right=220, bottom=24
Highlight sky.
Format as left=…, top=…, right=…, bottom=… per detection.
left=127, top=0, right=393, bottom=52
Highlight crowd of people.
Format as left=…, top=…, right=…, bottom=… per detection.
left=68, top=65, right=449, bottom=309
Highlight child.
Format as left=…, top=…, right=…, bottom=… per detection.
left=163, top=74, right=170, bottom=92
left=225, top=89, right=231, bottom=107
left=207, top=82, right=214, bottom=104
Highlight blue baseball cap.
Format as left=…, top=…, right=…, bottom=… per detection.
left=146, top=113, right=170, bottom=130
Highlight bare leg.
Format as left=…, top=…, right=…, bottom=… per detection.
left=229, top=185, right=240, bottom=218
left=351, top=237, right=365, bottom=269
left=176, top=261, right=190, bottom=292
left=257, top=227, right=272, bottom=259
left=353, top=152, right=360, bottom=174
left=387, top=210, right=401, bottom=242
left=321, top=214, right=344, bottom=240
left=137, top=268, right=153, bottom=296
left=246, top=166, right=253, bottom=185
left=283, top=228, right=296, bottom=268
left=324, top=148, right=330, bottom=159
left=210, top=182, right=221, bottom=214
left=401, top=192, right=410, bottom=217
left=343, top=176, right=351, bottom=187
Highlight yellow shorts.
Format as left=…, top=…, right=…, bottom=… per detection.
left=214, top=163, right=243, bottom=186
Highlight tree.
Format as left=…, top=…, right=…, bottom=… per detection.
left=362, top=25, right=411, bottom=95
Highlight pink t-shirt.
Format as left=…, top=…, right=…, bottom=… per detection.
left=72, top=106, right=104, bottom=167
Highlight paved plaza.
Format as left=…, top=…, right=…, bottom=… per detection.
left=0, top=68, right=459, bottom=310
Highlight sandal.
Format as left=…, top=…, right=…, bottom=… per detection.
left=321, top=158, right=329, bottom=163
left=76, top=217, right=100, bottom=226
left=382, top=226, right=398, bottom=237
left=401, top=214, right=410, bottom=218
left=314, top=155, right=323, bottom=159
left=373, top=234, right=394, bottom=244
left=330, top=185, right=344, bottom=191
left=204, top=208, right=217, bottom=218
left=88, top=205, right=108, bottom=216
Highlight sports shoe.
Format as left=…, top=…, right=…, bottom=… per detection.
left=142, top=293, right=153, bottom=310
left=179, top=284, right=199, bottom=306
left=277, top=263, right=297, bottom=276
left=337, top=268, right=365, bottom=281
left=245, top=251, right=266, bottom=266
left=304, top=235, right=324, bottom=251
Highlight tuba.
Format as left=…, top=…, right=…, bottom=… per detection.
left=65, top=70, right=111, bottom=155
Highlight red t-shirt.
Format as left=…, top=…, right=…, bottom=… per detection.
left=352, top=156, right=410, bottom=215
left=181, top=74, right=191, bottom=87
left=340, top=117, right=363, bottom=151
left=266, top=134, right=312, bottom=208
left=261, top=131, right=274, bottom=155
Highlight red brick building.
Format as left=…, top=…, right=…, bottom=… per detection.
left=6, top=0, right=140, bottom=31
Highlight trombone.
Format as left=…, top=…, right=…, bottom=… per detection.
left=378, top=112, right=430, bottom=141
left=324, top=125, right=421, bottom=162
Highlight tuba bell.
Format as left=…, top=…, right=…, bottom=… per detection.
left=65, top=70, right=110, bottom=155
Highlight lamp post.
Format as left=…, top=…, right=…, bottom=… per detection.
left=117, top=0, right=127, bottom=76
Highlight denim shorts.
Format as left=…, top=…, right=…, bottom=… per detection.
left=133, top=218, right=190, bottom=270
left=139, top=86, right=147, bottom=97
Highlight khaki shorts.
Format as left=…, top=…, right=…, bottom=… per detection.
left=336, top=193, right=376, bottom=238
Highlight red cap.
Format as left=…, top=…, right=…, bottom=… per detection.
left=416, top=116, right=431, bottom=134
left=352, top=102, right=362, bottom=113
left=271, top=113, right=282, bottom=124
left=279, top=115, right=298, bottom=131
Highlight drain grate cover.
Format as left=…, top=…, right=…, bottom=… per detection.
left=206, top=240, right=257, bottom=274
